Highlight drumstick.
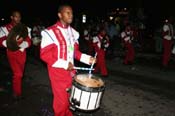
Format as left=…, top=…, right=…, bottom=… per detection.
left=73, top=67, right=94, bottom=71
left=89, top=52, right=97, bottom=78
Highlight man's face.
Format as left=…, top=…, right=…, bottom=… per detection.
left=11, top=11, right=21, bottom=25
left=101, top=30, right=106, bottom=37
left=58, top=6, right=73, bottom=25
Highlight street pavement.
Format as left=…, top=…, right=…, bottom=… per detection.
left=0, top=48, right=175, bottom=116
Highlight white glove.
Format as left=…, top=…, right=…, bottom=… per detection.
left=19, top=41, right=29, bottom=49
left=19, top=48, right=25, bottom=52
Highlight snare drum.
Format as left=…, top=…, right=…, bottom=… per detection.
left=70, top=74, right=105, bottom=111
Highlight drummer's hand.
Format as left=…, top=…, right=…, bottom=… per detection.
left=67, top=62, right=74, bottom=70
left=89, top=57, right=96, bottom=64
left=17, top=37, right=24, bottom=45
left=16, top=37, right=23, bottom=42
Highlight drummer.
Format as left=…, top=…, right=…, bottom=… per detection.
left=40, top=4, right=96, bottom=116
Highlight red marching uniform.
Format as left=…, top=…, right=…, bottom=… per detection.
left=83, top=29, right=94, bottom=55
left=92, top=31, right=109, bottom=77
left=0, top=22, right=31, bottom=97
left=162, top=21, right=174, bottom=67
left=121, top=26, right=135, bottom=65
left=40, top=21, right=93, bottom=116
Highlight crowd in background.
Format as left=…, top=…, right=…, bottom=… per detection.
left=1, top=8, right=175, bottom=68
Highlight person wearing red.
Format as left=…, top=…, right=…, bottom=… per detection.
left=92, top=28, right=109, bottom=77
left=0, top=10, right=31, bottom=99
left=121, top=25, right=135, bottom=65
left=40, top=4, right=96, bottom=116
left=162, top=18, right=174, bottom=68
left=83, top=26, right=94, bottom=55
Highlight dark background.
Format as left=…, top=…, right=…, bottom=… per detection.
left=0, top=0, right=174, bottom=26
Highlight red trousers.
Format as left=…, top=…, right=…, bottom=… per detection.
left=162, top=39, right=173, bottom=66
left=7, top=50, right=26, bottom=96
left=94, top=49, right=108, bottom=76
left=48, top=67, right=73, bottom=116
left=124, top=42, right=135, bottom=64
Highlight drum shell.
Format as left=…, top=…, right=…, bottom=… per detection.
left=70, top=74, right=105, bottom=111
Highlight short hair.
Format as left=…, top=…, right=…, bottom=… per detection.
left=58, top=4, right=72, bottom=13
left=11, top=10, right=21, bottom=16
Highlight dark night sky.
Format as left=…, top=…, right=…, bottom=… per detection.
left=0, top=0, right=174, bottom=26
left=0, top=0, right=142, bottom=16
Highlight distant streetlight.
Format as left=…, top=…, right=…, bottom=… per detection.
left=109, top=16, right=114, bottom=20
left=1, top=18, right=5, bottom=21
left=82, top=14, right=86, bottom=23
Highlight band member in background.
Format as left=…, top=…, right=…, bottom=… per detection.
left=162, top=18, right=174, bottom=68
left=40, top=4, right=96, bottom=116
left=121, top=24, right=135, bottom=65
left=0, top=10, right=31, bottom=100
left=92, top=28, right=109, bottom=77
left=83, top=25, right=94, bottom=55
left=31, top=18, right=45, bottom=59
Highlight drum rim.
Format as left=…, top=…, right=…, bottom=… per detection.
left=70, top=104, right=101, bottom=112
left=73, top=79, right=105, bottom=92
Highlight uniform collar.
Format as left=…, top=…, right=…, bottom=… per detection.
left=56, top=21, right=69, bottom=29
left=8, top=22, right=15, bottom=27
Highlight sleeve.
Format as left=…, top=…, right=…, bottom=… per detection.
left=19, top=27, right=32, bottom=48
left=2, top=40, right=7, bottom=47
left=71, top=27, right=91, bottom=65
left=0, top=27, right=7, bottom=38
left=121, top=32, right=130, bottom=42
left=163, top=25, right=171, bottom=40
left=0, top=27, right=8, bottom=47
left=124, top=36, right=130, bottom=41
left=27, top=27, right=32, bottom=38
left=40, top=30, right=58, bottom=66
left=163, top=25, right=169, bottom=32
left=92, top=36, right=100, bottom=50
left=52, top=59, right=69, bottom=70
left=18, top=36, right=32, bottom=48
left=74, top=39, right=91, bottom=65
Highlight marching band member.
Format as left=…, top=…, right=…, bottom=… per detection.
left=40, top=4, right=96, bottom=116
left=0, top=10, right=31, bottom=100
left=83, top=26, right=94, bottom=55
left=162, top=18, right=174, bottom=68
left=92, top=28, right=109, bottom=77
left=121, top=24, right=135, bottom=65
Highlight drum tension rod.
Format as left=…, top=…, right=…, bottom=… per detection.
left=71, top=98, right=80, bottom=107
